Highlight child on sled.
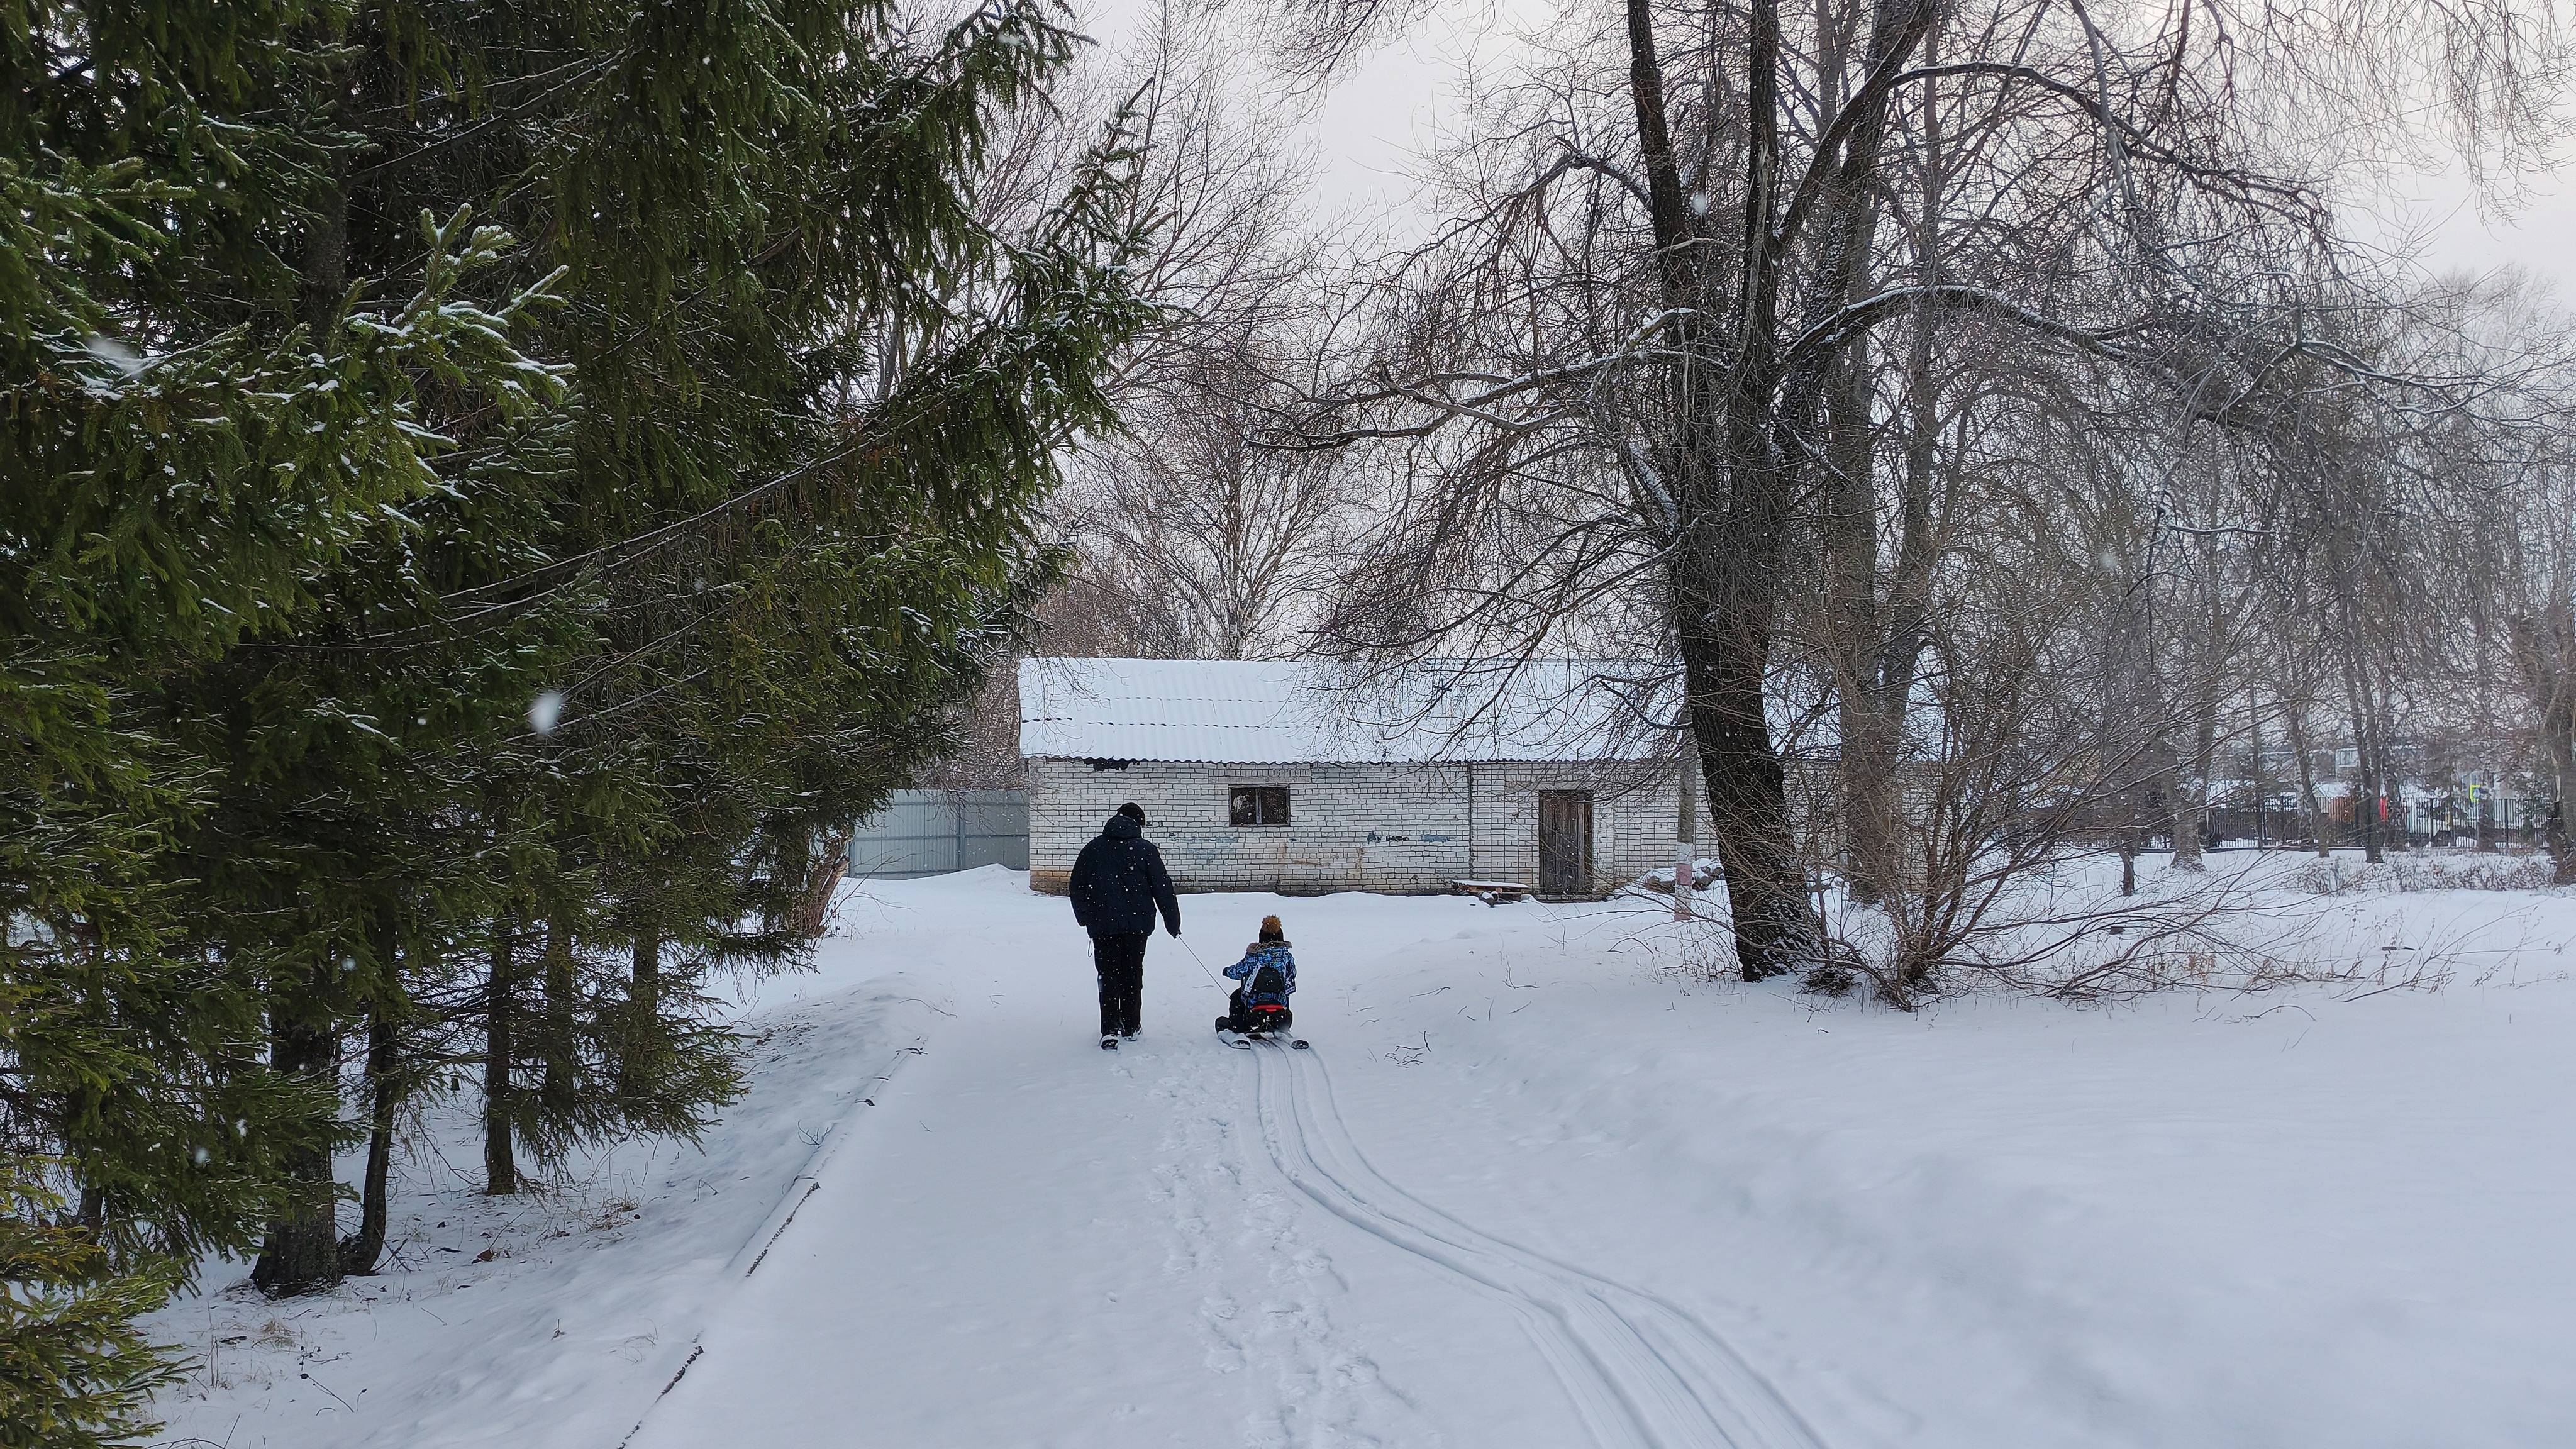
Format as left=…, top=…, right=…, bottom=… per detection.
left=1214, top=914, right=1296, bottom=1036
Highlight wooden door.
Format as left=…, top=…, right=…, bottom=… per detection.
left=1537, top=790, right=1594, bottom=896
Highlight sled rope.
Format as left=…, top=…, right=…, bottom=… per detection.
left=1176, top=933, right=1224, bottom=988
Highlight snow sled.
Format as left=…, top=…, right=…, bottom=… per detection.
left=1214, top=1000, right=1294, bottom=1036
left=1217, top=1014, right=1307, bottom=1050
left=1216, top=958, right=1302, bottom=1045
left=1216, top=958, right=1293, bottom=1034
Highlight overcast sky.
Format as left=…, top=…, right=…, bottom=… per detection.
left=2369, top=172, right=2576, bottom=294
left=1085, top=1, right=2576, bottom=297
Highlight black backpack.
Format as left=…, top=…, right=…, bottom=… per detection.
left=1245, top=962, right=1289, bottom=1003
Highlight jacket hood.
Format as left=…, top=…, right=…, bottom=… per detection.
left=1102, top=813, right=1141, bottom=840
left=1246, top=939, right=1291, bottom=952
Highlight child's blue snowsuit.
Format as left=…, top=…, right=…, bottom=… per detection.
left=1220, top=942, right=1296, bottom=1033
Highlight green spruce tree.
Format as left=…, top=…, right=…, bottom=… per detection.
left=3, top=3, right=575, bottom=1430
left=130, top=0, right=1159, bottom=1286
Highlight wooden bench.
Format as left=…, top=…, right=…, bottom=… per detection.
left=1448, top=879, right=1535, bottom=904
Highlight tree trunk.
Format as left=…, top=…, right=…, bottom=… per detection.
left=2167, top=766, right=2201, bottom=869
left=340, top=1007, right=398, bottom=1275
left=484, top=924, right=517, bottom=1195
left=2512, top=606, right=2576, bottom=883
left=541, top=912, right=575, bottom=1116
left=1629, top=0, right=1816, bottom=979
left=1819, top=321, right=1926, bottom=909
left=1823, top=328, right=1889, bottom=904
left=2248, top=701, right=2267, bottom=849
left=2354, top=718, right=2385, bottom=862
left=1829, top=12, right=1945, bottom=909
left=1852, top=287, right=1941, bottom=904
left=1687, top=284, right=1828, bottom=979
left=1679, top=602, right=1821, bottom=980
left=296, top=14, right=350, bottom=335
left=1674, top=745, right=1699, bottom=921
left=2336, top=623, right=2385, bottom=864
left=252, top=986, right=341, bottom=1297
left=621, top=926, right=662, bottom=1097
left=1621, top=0, right=1931, bottom=981
left=2172, top=571, right=2223, bottom=872
left=252, top=14, right=354, bottom=1302
left=1818, top=147, right=1889, bottom=904
left=2171, top=690, right=2218, bottom=870
left=2283, top=696, right=2330, bottom=857
left=2119, top=785, right=2141, bottom=896
left=794, top=831, right=852, bottom=938
left=247, top=11, right=359, bottom=1298
left=2103, top=569, right=2156, bottom=895
left=2382, top=670, right=2411, bottom=852
left=2320, top=536, right=2393, bottom=863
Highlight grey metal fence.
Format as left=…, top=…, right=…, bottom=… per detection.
left=847, top=789, right=1029, bottom=878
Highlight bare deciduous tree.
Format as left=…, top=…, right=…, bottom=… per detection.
left=998, top=3, right=1352, bottom=662
left=1077, top=343, right=1360, bottom=658
left=1296, top=3, right=2446, bottom=972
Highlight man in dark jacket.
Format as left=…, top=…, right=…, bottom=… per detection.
left=1069, top=803, right=1180, bottom=1047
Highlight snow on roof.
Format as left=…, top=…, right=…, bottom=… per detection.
left=1017, top=658, right=1675, bottom=765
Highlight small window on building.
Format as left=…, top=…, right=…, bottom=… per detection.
left=1229, top=785, right=1291, bottom=826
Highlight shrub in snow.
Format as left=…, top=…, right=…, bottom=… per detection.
left=2293, top=853, right=2557, bottom=897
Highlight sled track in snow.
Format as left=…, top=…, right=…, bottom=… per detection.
left=1244, top=1039, right=1825, bottom=1449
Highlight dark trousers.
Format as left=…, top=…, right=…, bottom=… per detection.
left=1091, top=931, right=1147, bottom=1036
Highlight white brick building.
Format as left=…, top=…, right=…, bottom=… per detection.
left=1020, top=658, right=1694, bottom=899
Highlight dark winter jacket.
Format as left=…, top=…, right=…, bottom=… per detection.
left=1224, top=941, right=1296, bottom=1002
left=1069, top=813, right=1180, bottom=937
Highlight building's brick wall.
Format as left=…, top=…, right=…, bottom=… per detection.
left=1028, top=757, right=1690, bottom=898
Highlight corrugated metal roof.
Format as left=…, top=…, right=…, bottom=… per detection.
left=1017, top=658, right=1674, bottom=764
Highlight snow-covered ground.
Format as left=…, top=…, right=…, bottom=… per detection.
left=147, top=858, right=2576, bottom=1448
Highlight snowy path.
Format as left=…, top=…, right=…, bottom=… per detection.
left=1243, top=1036, right=1823, bottom=1449
left=619, top=878, right=1825, bottom=1449
left=625, top=887, right=1618, bottom=1448
left=148, top=865, right=2576, bottom=1448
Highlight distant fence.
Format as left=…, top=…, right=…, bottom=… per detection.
left=847, top=790, right=1029, bottom=878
